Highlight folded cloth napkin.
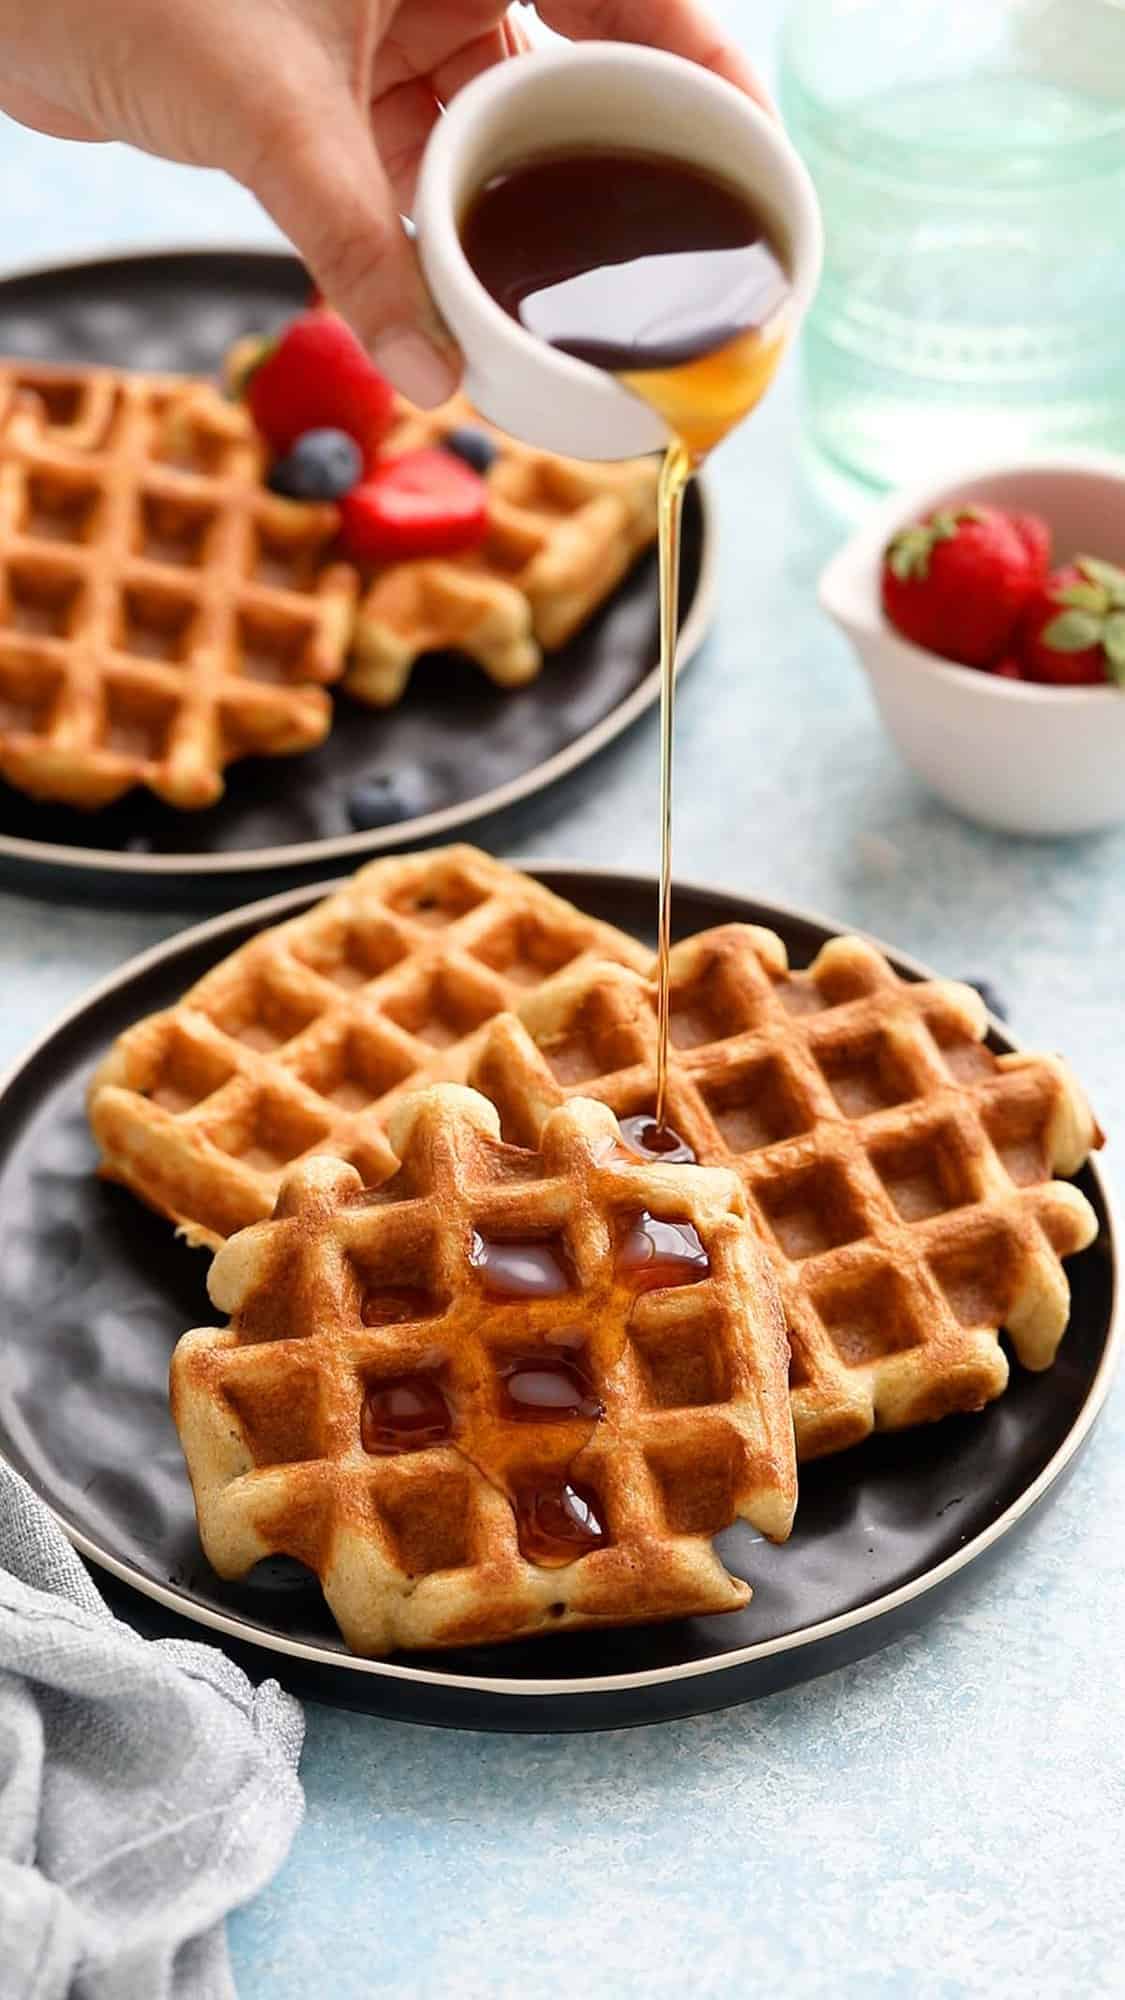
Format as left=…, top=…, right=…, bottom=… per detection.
left=0, top=1461, right=305, bottom=2000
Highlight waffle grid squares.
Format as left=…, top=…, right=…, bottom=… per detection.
left=172, top=1086, right=796, bottom=1653
left=0, top=360, right=358, bottom=808
left=89, top=849, right=652, bottom=1247
left=468, top=923, right=1100, bottom=1458
left=0, top=364, right=663, bottom=805
left=90, top=850, right=1102, bottom=1466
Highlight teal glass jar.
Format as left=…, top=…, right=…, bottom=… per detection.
left=780, top=0, right=1125, bottom=492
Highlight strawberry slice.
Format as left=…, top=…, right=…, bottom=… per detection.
left=241, top=307, right=396, bottom=462
left=339, top=449, right=488, bottom=562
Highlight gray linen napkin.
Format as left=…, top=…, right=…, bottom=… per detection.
left=0, top=1461, right=305, bottom=2000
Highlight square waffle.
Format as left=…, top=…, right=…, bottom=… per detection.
left=88, top=846, right=649, bottom=1249
left=0, top=360, right=357, bottom=809
left=466, top=926, right=1102, bottom=1459
left=170, top=1082, right=797, bottom=1654
left=346, top=393, right=660, bottom=707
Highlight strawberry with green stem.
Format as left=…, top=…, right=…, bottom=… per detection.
left=1019, top=557, right=1125, bottom=687
left=234, top=307, right=396, bottom=463
left=881, top=505, right=1045, bottom=668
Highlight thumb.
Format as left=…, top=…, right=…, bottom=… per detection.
left=244, top=90, right=460, bottom=407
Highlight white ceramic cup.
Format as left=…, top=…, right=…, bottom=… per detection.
left=414, top=43, right=823, bottom=459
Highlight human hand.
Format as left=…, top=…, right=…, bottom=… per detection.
left=0, top=1, right=766, bottom=405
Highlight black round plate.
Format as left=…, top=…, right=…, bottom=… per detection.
left=0, top=867, right=1115, bottom=1731
left=0, top=250, right=712, bottom=897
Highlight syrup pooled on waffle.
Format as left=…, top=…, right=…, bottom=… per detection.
left=346, top=392, right=660, bottom=707
left=170, top=1083, right=797, bottom=1654
left=0, top=360, right=356, bottom=808
left=88, top=848, right=649, bottom=1249
left=467, top=925, right=1102, bottom=1459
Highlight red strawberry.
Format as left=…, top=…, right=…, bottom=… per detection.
left=240, top=308, right=396, bottom=460
left=1019, top=557, right=1125, bottom=687
left=881, top=504, right=1040, bottom=667
left=338, top=449, right=488, bottom=562
left=1009, top=512, right=1051, bottom=583
left=992, top=654, right=1025, bottom=680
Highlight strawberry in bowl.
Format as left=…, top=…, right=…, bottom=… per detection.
left=879, top=500, right=1125, bottom=691
left=881, top=504, right=1049, bottom=669
left=818, top=453, right=1125, bottom=835
left=1019, top=559, right=1125, bottom=688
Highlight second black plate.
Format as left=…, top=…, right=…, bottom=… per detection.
left=0, top=250, right=711, bottom=896
left=0, top=866, right=1115, bottom=1730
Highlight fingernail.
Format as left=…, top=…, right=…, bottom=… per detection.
left=371, top=329, right=458, bottom=408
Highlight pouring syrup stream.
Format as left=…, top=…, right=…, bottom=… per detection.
left=462, top=149, right=791, bottom=1140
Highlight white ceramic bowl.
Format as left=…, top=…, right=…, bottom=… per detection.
left=414, top=43, right=822, bottom=459
left=818, top=452, right=1125, bottom=837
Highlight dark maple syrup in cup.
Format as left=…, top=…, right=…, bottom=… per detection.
left=461, top=150, right=792, bottom=1129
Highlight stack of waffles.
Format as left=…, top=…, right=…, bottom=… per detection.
left=467, top=925, right=1099, bottom=1460
left=88, top=847, right=1103, bottom=1651
left=0, top=360, right=660, bottom=809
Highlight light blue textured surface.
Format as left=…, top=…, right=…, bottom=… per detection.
left=0, top=5, right=1122, bottom=1993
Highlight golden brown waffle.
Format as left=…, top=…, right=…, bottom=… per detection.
left=0, top=360, right=357, bottom=809
left=467, top=927, right=1102, bottom=1459
left=0, top=360, right=124, bottom=452
left=346, top=394, right=660, bottom=707
left=171, top=1082, right=797, bottom=1654
left=88, top=846, right=650, bottom=1249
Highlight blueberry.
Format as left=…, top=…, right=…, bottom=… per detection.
left=268, top=428, right=364, bottom=500
left=443, top=426, right=497, bottom=475
left=965, top=978, right=1009, bottom=1022
left=347, top=767, right=433, bottom=830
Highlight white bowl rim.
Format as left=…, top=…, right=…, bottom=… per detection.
left=819, top=446, right=1125, bottom=708
left=872, top=623, right=1125, bottom=708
